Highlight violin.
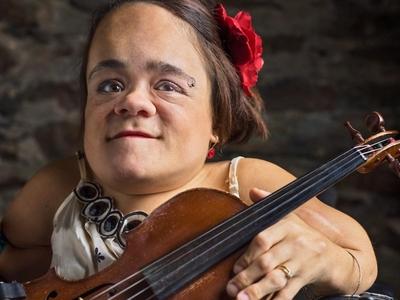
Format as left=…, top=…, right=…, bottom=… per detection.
left=5, top=112, right=400, bottom=300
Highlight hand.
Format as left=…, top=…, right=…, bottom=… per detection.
left=226, top=188, right=339, bottom=300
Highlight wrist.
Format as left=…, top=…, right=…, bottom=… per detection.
left=313, top=247, right=362, bottom=296
left=344, top=249, right=361, bottom=295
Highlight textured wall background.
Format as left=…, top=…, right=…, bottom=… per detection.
left=0, top=0, right=399, bottom=294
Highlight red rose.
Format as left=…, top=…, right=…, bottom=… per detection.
left=215, top=4, right=264, bottom=96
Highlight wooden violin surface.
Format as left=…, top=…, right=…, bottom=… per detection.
left=24, top=189, right=246, bottom=300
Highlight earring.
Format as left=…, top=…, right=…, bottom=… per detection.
left=207, top=136, right=219, bottom=159
left=207, top=147, right=216, bottom=159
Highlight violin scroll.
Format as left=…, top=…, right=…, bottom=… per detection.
left=345, top=112, right=400, bottom=177
left=365, top=111, right=386, bottom=134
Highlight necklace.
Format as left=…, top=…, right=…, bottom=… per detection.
left=74, top=180, right=148, bottom=248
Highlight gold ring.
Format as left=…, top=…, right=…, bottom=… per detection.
left=277, top=265, right=293, bottom=279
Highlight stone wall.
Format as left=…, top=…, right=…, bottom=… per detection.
left=0, top=0, right=399, bottom=294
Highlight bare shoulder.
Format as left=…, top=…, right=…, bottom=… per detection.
left=235, top=157, right=297, bottom=202
left=236, top=158, right=335, bottom=223
left=2, top=156, right=80, bottom=248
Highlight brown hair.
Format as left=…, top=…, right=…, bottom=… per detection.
left=80, top=0, right=267, bottom=145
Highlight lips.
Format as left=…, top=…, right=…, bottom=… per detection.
left=110, top=130, right=157, bottom=140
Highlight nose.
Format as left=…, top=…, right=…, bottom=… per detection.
left=113, top=88, right=156, bottom=117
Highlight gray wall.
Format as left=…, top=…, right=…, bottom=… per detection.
left=0, top=0, right=399, bottom=293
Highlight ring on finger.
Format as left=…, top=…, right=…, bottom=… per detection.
left=277, top=264, right=293, bottom=279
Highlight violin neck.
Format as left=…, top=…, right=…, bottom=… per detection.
left=144, top=146, right=368, bottom=299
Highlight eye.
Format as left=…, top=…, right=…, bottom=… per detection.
left=97, top=80, right=125, bottom=94
left=155, top=80, right=184, bottom=94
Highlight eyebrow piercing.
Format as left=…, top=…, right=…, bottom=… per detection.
left=187, top=78, right=196, bottom=88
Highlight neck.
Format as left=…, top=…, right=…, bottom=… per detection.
left=96, top=162, right=225, bottom=214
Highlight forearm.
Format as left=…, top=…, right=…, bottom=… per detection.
left=296, top=200, right=377, bottom=294
left=0, top=244, right=52, bottom=282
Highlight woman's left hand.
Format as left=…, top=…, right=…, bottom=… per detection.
left=226, top=188, right=344, bottom=300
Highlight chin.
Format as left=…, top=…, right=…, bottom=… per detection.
left=110, top=159, right=148, bottom=179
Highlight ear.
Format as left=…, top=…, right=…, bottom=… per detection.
left=210, top=134, right=219, bottom=144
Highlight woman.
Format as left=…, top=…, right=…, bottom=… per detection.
left=0, top=0, right=377, bottom=299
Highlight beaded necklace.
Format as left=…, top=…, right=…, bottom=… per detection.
left=74, top=180, right=148, bottom=248
left=74, top=151, right=148, bottom=248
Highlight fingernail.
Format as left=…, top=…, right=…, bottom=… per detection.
left=233, top=264, right=244, bottom=274
left=252, top=187, right=270, bottom=196
left=226, top=282, right=239, bottom=296
left=237, top=291, right=250, bottom=300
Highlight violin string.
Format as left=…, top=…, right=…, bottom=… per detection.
left=89, top=146, right=363, bottom=300
left=107, top=149, right=368, bottom=299
left=133, top=147, right=373, bottom=299
left=119, top=141, right=394, bottom=300
left=95, top=147, right=376, bottom=299
left=98, top=144, right=379, bottom=300
left=125, top=142, right=393, bottom=300
left=144, top=142, right=393, bottom=299
left=90, top=139, right=389, bottom=300
left=127, top=289, right=162, bottom=300
left=120, top=150, right=368, bottom=300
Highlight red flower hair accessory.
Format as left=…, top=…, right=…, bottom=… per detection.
left=215, top=4, right=264, bottom=96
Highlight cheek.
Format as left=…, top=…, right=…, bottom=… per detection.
left=83, top=104, right=108, bottom=149
left=83, top=110, right=97, bottom=142
left=84, top=99, right=112, bottom=128
left=160, top=102, right=212, bottom=138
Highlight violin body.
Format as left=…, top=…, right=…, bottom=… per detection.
left=24, top=189, right=247, bottom=300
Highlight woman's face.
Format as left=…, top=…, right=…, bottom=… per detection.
left=84, top=3, right=214, bottom=194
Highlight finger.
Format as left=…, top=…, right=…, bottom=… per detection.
left=272, top=278, right=304, bottom=300
left=229, top=242, right=294, bottom=291
left=249, top=187, right=271, bottom=202
left=233, top=220, right=290, bottom=273
left=234, top=268, right=288, bottom=300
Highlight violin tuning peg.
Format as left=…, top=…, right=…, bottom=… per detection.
left=345, top=121, right=365, bottom=144
left=365, top=111, right=386, bottom=133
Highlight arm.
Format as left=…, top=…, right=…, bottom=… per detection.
left=226, top=158, right=377, bottom=300
left=0, top=242, right=52, bottom=282
left=0, top=157, right=79, bottom=282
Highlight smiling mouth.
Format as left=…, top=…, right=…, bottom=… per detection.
left=111, top=131, right=156, bottom=140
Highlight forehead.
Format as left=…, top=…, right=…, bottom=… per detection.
left=88, top=3, right=205, bottom=77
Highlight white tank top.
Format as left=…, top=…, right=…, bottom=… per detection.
left=50, top=156, right=245, bottom=281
